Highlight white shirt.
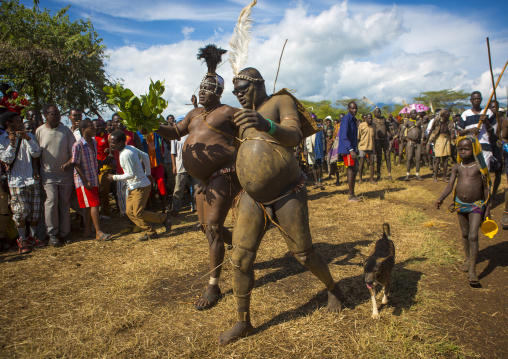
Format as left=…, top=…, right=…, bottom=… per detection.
left=0, top=132, right=41, bottom=188
left=171, top=134, right=188, bottom=174
left=112, top=145, right=151, bottom=190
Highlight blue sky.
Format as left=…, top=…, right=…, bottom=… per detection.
left=27, top=0, right=508, bottom=117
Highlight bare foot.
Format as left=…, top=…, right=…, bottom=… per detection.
left=433, top=176, right=437, bottom=183
left=324, top=285, right=342, bottom=313
left=218, top=321, right=254, bottom=346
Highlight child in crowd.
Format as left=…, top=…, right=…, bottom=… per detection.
left=435, top=136, right=490, bottom=287
left=72, top=119, right=111, bottom=241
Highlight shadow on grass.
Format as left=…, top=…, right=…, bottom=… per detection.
left=253, top=240, right=372, bottom=289
left=308, top=186, right=406, bottom=201
left=477, top=240, right=508, bottom=280
left=254, top=257, right=426, bottom=336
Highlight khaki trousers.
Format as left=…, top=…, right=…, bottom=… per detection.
left=126, top=185, right=165, bottom=235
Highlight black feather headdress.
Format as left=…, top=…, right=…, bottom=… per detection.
left=197, top=44, right=227, bottom=75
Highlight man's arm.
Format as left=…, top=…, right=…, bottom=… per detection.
left=234, top=95, right=302, bottom=147
left=339, top=117, right=353, bottom=152
left=132, top=146, right=151, bottom=175
left=156, top=112, right=193, bottom=140
left=26, top=134, right=41, bottom=158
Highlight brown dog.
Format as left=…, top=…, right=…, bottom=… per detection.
left=363, top=223, right=395, bottom=319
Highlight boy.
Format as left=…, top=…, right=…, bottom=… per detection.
left=435, top=136, right=490, bottom=286
left=358, top=113, right=375, bottom=183
left=72, top=119, right=111, bottom=241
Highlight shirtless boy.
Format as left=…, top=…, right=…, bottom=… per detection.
left=156, top=45, right=241, bottom=310
left=435, top=137, right=490, bottom=286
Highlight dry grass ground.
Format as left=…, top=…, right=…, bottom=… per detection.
left=0, top=164, right=506, bottom=358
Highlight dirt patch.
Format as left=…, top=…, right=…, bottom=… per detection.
left=0, top=164, right=506, bottom=358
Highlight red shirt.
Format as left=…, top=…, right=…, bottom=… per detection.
left=114, top=129, right=135, bottom=174
left=95, top=132, right=109, bottom=161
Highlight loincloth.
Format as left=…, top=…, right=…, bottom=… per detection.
left=449, top=196, right=485, bottom=214
left=210, top=164, right=236, bottom=180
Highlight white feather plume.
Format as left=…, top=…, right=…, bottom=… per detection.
left=229, top=0, right=257, bottom=76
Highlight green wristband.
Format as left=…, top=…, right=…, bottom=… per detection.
left=266, top=119, right=276, bottom=135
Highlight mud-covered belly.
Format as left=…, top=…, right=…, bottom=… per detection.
left=182, top=134, right=236, bottom=182
left=236, top=130, right=300, bottom=203
left=406, top=127, right=421, bottom=142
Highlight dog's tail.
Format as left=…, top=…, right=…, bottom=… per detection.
left=383, top=223, right=391, bottom=240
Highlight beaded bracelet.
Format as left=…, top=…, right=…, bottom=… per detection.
left=266, top=119, right=276, bottom=135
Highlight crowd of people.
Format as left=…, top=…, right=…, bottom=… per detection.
left=0, top=75, right=506, bottom=343
left=0, top=84, right=193, bottom=253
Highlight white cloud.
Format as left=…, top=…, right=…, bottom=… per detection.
left=182, top=26, right=195, bottom=40
left=103, top=1, right=508, bottom=120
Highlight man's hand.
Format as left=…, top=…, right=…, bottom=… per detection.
left=435, top=199, right=443, bottom=209
left=469, top=127, right=480, bottom=136
left=8, top=132, right=16, bottom=146
left=147, top=175, right=154, bottom=183
left=196, top=181, right=208, bottom=195
left=191, top=95, right=198, bottom=108
left=172, top=167, right=177, bottom=175
left=33, top=171, right=40, bottom=180
left=84, top=180, right=92, bottom=190
left=107, top=174, right=115, bottom=181
left=234, top=109, right=270, bottom=132
left=350, top=151, right=357, bottom=160
left=61, top=162, right=72, bottom=171
left=16, top=131, right=31, bottom=140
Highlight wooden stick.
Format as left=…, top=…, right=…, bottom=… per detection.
left=477, top=59, right=508, bottom=129
left=483, top=59, right=508, bottom=115
left=486, top=38, right=500, bottom=136
left=273, top=39, right=288, bottom=94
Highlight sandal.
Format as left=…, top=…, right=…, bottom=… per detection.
left=97, top=233, right=112, bottom=241
left=194, top=291, right=223, bottom=311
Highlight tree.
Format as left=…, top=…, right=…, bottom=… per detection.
left=300, top=100, right=346, bottom=119
left=0, top=0, right=113, bottom=119
left=413, top=89, right=470, bottom=114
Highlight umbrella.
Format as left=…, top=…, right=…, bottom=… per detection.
left=409, top=103, right=430, bottom=112
left=399, top=106, right=411, bottom=114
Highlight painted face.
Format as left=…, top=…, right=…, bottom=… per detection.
left=458, top=139, right=473, bottom=161
left=25, top=110, right=36, bottom=122
left=233, top=79, right=254, bottom=109
left=166, top=116, right=175, bottom=125
left=410, top=110, right=417, bottom=119
left=199, top=77, right=221, bottom=107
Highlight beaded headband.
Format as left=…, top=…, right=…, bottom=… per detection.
left=233, top=74, right=264, bottom=83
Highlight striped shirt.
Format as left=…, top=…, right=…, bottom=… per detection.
left=458, top=109, right=496, bottom=151
left=0, top=132, right=41, bottom=188
left=72, top=138, right=99, bottom=188
left=112, top=145, right=151, bottom=190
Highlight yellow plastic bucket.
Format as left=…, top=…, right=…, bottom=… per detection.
left=481, top=217, right=498, bottom=239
